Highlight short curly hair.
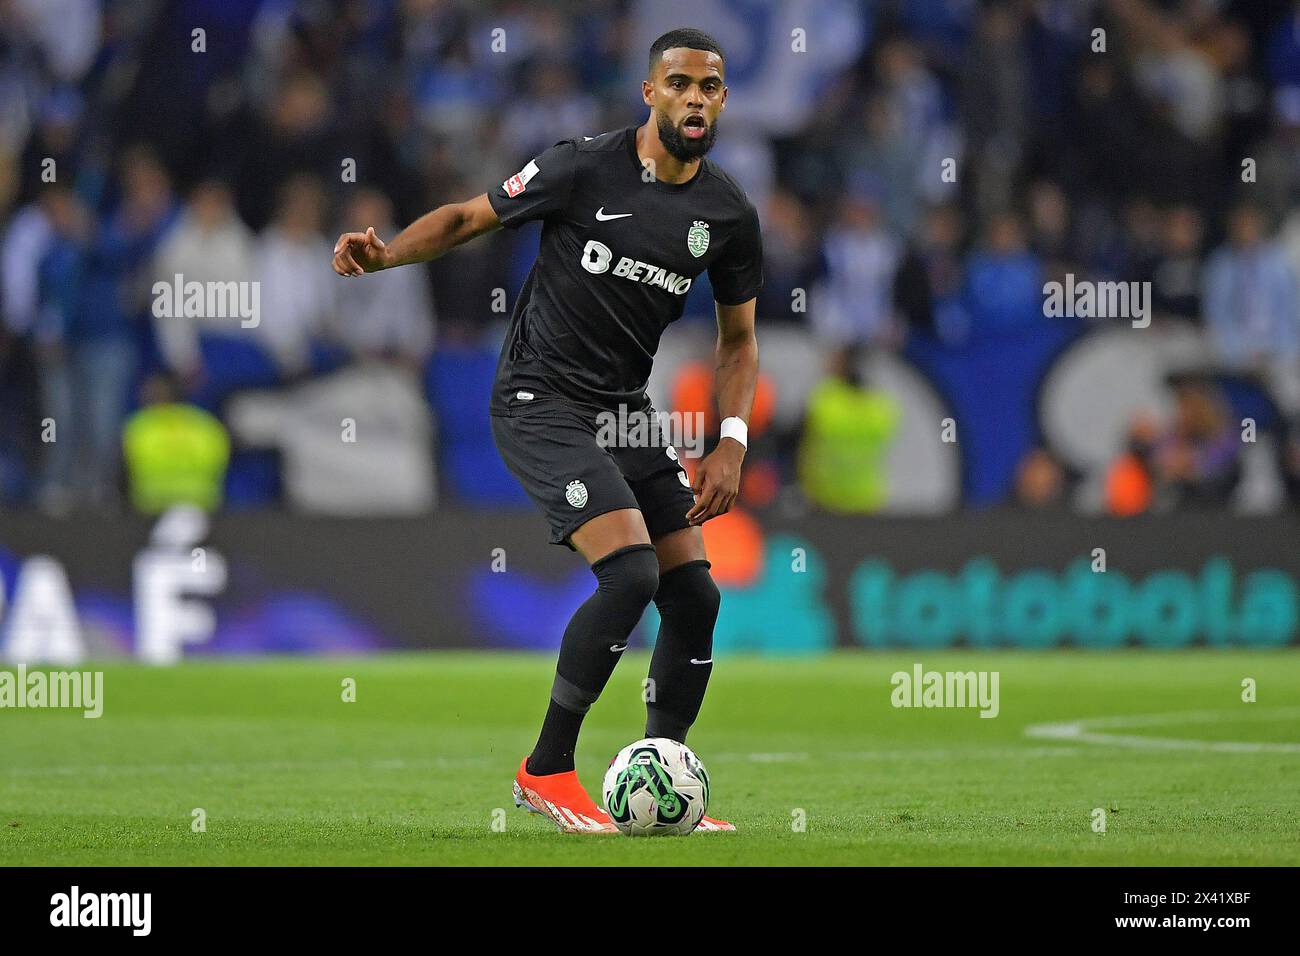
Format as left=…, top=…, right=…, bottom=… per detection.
left=648, top=28, right=724, bottom=75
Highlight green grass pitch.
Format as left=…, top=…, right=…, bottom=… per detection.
left=3, top=651, right=1298, bottom=866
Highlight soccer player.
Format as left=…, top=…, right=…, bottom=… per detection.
left=332, top=28, right=761, bottom=834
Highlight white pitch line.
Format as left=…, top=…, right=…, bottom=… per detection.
left=1, top=746, right=1087, bottom=778
left=0, top=754, right=496, bottom=778
left=1024, top=707, right=1300, bottom=754
left=22, top=716, right=1290, bottom=779
left=709, top=746, right=1086, bottom=763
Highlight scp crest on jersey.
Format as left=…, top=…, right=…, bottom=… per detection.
left=565, top=479, right=589, bottom=508
left=687, top=220, right=710, bottom=258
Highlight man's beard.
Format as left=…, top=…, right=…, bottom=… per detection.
left=656, top=110, right=718, bottom=163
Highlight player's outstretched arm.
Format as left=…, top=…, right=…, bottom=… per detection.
left=332, top=193, right=501, bottom=277
left=687, top=297, right=758, bottom=525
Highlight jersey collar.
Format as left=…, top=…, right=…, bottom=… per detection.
left=625, top=126, right=705, bottom=192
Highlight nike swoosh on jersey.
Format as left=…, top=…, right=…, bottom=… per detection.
left=609, top=644, right=627, bottom=652
left=595, top=207, right=633, bottom=221
left=690, top=658, right=712, bottom=665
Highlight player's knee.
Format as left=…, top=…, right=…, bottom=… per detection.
left=592, top=543, right=660, bottom=609
left=657, top=560, right=720, bottom=624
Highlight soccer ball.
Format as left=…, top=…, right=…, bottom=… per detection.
left=602, top=738, right=710, bottom=836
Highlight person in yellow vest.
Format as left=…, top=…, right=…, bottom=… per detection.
left=798, top=345, right=901, bottom=513
left=122, top=373, right=230, bottom=513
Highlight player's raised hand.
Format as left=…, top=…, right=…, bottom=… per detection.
left=686, top=439, right=744, bottom=525
left=332, top=226, right=391, bottom=276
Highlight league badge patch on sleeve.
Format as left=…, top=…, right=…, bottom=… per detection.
left=503, top=159, right=540, bottom=197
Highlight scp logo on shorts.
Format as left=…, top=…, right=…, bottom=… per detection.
left=565, top=480, right=589, bottom=509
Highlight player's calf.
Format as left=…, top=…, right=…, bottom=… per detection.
left=527, top=543, right=660, bottom=775
left=645, top=559, right=720, bottom=742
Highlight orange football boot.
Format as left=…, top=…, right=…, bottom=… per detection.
left=512, top=757, right=618, bottom=834
left=695, top=814, right=736, bottom=832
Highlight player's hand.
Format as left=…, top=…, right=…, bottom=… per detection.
left=332, top=226, right=391, bottom=276
left=686, top=439, right=745, bottom=525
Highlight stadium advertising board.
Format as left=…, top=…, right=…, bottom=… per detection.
left=1, top=509, right=1294, bottom=661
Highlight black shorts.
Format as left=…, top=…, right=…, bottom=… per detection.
left=490, top=398, right=697, bottom=550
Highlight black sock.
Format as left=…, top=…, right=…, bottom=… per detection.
left=527, top=543, right=659, bottom=775
left=526, top=699, right=585, bottom=775
left=645, top=560, right=719, bottom=743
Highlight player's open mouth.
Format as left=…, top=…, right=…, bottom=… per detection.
left=682, top=114, right=707, bottom=139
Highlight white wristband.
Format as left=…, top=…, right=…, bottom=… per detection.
left=720, top=416, right=748, bottom=449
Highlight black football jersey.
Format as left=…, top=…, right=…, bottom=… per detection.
left=486, top=126, right=763, bottom=416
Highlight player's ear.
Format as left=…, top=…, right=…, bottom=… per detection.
left=642, top=78, right=654, bottom=108
left=719, top=85, right=728, bottom=111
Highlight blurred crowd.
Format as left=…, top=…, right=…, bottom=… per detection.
left=1, top=0, right=1299, bottom=517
